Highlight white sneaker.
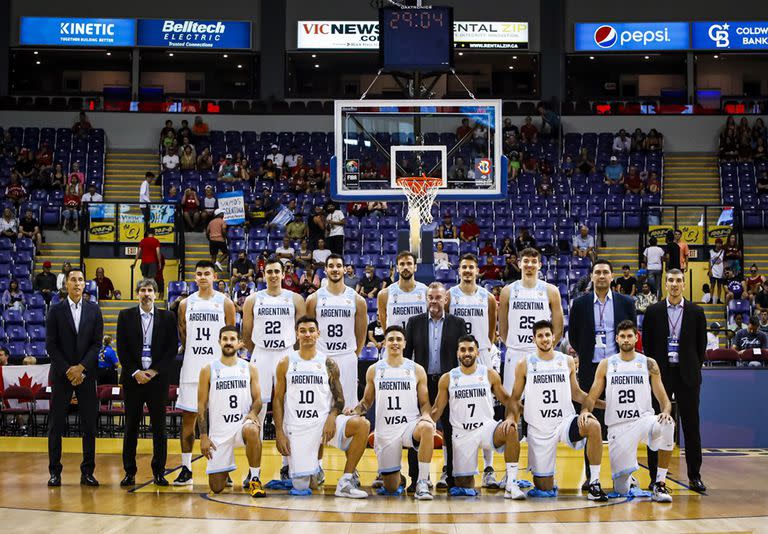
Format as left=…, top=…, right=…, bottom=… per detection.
left=315, top=466, right=325, bottom=485
left=504, top=482, right=527, bottom=500
left=651, top=482, right=673, bottom=503
left=482, top=466, right=498, bottom=488
left=335, top=477, right=368, bottom=499
left=436, top=468, right=448, bottom=490
left=414, top=480, right=433, bottom=500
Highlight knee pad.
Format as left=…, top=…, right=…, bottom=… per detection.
left=614, top=473, right=631, bottom=495
left=292, top=476, right=310, bottom=491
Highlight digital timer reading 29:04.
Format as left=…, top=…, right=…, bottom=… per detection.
left=379, top=6, right=454, bottom=72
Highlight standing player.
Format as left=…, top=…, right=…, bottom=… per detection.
left=508, top=320, right=608, bottom=500
left=197, top=326, right=265, bottom=497
left=272, top=317, right=370, bottom=498
left=431, top=335, right=525, bottom=499
left=306, top=254, right=367, bottom=410
left=446, top=253, right=500, bottom=488
left=174, top=260, right=236, bottom=485
left=499, top=248, right=564, bottom=393
left=580, top=320, right=675, bottom=502
left=348, top=325, right=436, bottom=500
left=241, top=256, right=305, bottom=484
left=378, top=251, right=428, bottom=329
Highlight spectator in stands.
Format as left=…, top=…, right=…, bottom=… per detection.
left=724, top=267, right=746, bottom=307
left=664, top=230, right=681, bottom=271
left=93, top=267, right=115, bottom=300
left=49, top=162, right=66, bottom=192
left=312, top=238, right=331, bottom=266
left=133, top=228, right=162, bottom=279
left=520, top=116, right=538, bottom=143
left=307, top=205, right=327, bottom=249
left=168, top=288, right=188, bottom=321
left=537, top=103, right=560, bottom=139
left=233, top=278, right=252, bottom=318
left=35, top=141, right=53, bottom=174
left=754, top=137, right=767, bottom=162
left=706, top=322, right=721, bottom=350
left=630, top=128, right=646, bottom=153
left=285, top=215, right=308, bottom=241
left=701, top=283, right=712, bottom=303
left=675, top=230, right=690, bottom=271
left=729, top=313, right=746, bottom=337
left=2, top=279, right=25, bottom=310
left=646, top=170, right=661, bottom=194
left=612, top=129, right=631, bottom=154
left=0, top=208, right=18, bottom=241
left=284, top=146, right=301, bottom=170
left=459, top=215, right=480, bottom=243
left=479, top=239, right=496, bottom=257
left=62, top=183, right=81, bottom=232
left=733, top=315, right=768, bottom=351
left=0, top=347, right=7, bottom=366
left=521, top=151, right=539, bottom=173
left=515, top=227, right=536, bottom=251
left=366, top=318, right=385, bottom=351
left=499, top=237, right=515, bottom=256
left=344, top=265, right=360, bottom=288
left=206, top=209, right=228, bottom=271
left=559, top=154, right=574, bottom=177
left=604, top=156, right=624, bottom=186
left=502, top=117, right=519, bottom=140
left=181, top=188, right=201, bottom=231
left=161, top=129, right=177, bottom=153
left=434, top=241, right=451, bottom=270
left=177, top=119, right=192, bottom=144
left=760, top=310, right=768, bottom=334
left=634, top=282, right=657, bottom=315
left=502, top=255, right=521, bottom=284
left=196, top=147, right=213, bottom=172
left=507, top=151, right=521, bottom=181
left=17, top=149, right=38, bottom=183
left=291, top=239, right=311, bottom=269
left=312, top=158, right=330, bottom=188
left=724, top=233, right=743, bottom=275
left=479, top=255, right=502, bottom=281
left=624, top=165, right=644, bottom=195
left=576, top=148, right=595, bottom=175
left=159, top=119, right=175, bottom=141
left=200, top=185, right=218, bottom=227
left=217, top=154, right=240, bottom=183
left=179, top=145, right=196, bottom=171
left=164, top=185, right=181, bottom=207
left=281, top=262, right=301, bottom=293
left=56, top=262, right=72, bottom=292
left=643, top=236, right=665, bottom=295
left=368, top=200, right=387, bottom=217
left=162, top=146, right=180, bottom=173
left=96, top=335, right=119, bottom=385
left=192, top=116, right=210, bottom=141
left=753, top=118, right=766, bottom=140
left=572, top=224, right=596, bottom=263
left=738, top=129, right=753, bottom=161
left=719, top=130, right=739, bottom=161
left=615, top=265, right=638, bottom=296
left=757, top=171, right=768, bottom=194
left=18, top=209, right=42, bottom=247
left=708, top=238, right=725, bottom=304
left=34, top=260, right=57, bottom=304
left=325, top=202, right=345, bottom=254
left=266, top=144, right=284, bottom=168
left=289, top=168, right=309, bottom=194
left=436, top=213, right=458, bottom=240
left=2, top=131, right=17, bottom=158
left=356, top=265, right=382, bottom=299
left=5, top=173, right=27, bottom=208
left=746, top=264, right=764, bottom=302
left=299, top=265, right=321, bottom=297
left=449, top=157, right=469, bottom=185
left=231, top=251, right=255, bottom=284
left=536, top=172, right=553, bottom=196
left=456, top=117, right=472, bottom=139
left=275, top=236, right=295, bottom=264
left=472, top=122, right=489, bottom=156
left=645, top=128, right=663, bottom=152
left=72, top=111, right=92, bottom=138
left=81, top=184, right=103, bottom=204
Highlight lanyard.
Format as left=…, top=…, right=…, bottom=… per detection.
left=141, top=312, right=154, bottom=345
left=668, top=306, right=683, bottom=339
left=596, top=298, right=608, bottom=329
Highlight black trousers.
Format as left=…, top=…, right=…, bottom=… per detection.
left=327, top=235, right=344, bottom=255
left=48, top=375, right=97, bottom=476
left=577, top=364, right=606, bottom=478
left=122, top=379, right=169, bottom=476
left=408, top=373, right=453, bottom=487
left=648, top=366, right=702, bottom=481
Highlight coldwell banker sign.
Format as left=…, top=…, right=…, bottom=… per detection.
left=137, top=19, right=251, bottom=49
left=574, top=22, right=690, bottom=51
left=19, top=17, right=136, bottom=47
left=692, top=21, right=768, bottom=50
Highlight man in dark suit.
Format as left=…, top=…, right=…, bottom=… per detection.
left=45, top=267, right=104, bottom=487
left=642, top=268, right=707, bottom=493
left=405, top=281, right=467, bottom=491
left=569, top=259, right=636, bottom=484
left=117, top=278, right=179, bottom=487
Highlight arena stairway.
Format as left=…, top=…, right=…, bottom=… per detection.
left=183, top=231, right=230, bottom=285
left=103, top=150, right=162, bottom=203
left=33, top=232, right=81, bottom=280
left=662, top=153, right=721, bottom=227
left=743, top=236, right=768, bottom=277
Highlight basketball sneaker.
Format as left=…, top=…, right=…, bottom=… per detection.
left=249, top=478, right=266, bottom=498
left=242, top=473, right=251, bottom=490
left=315, top=467, right=325, bottom=485
left=586, top=482, right=609, bottom=502
left=226, top=474, right=233, bottom=487
left=482, top=466, right=498, bottom=488
left=436, top=466, right=448, bottom=490
left=414, top=480, right=433, bottom=500
left=173, top=466, right=193, bottom=486
left=371, top=474, right=384, bottom=489
left=352, top=470, right=361, bottom=489
left=651, top=481, right=673, bottom=503
left=504, top=481, right=527, bottom=500
left=335, top=475, right=368, bottom=499
left=280, top=465, right=290, bottom=481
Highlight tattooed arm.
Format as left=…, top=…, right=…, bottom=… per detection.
left=323, top=358, right=345, bottom=443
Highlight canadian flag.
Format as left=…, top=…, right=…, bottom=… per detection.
left=0, top=364, right=50, bottom=409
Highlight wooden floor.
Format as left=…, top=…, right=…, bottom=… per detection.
left=1, top=437, right=767, bottom=533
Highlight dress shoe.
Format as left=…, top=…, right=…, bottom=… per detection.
left=689, top=478, right=707, bottom=493
left=154, top=474, right=169, bottom=486
left=120, top=475, right=136, bottom=487
left=47, top=474, right=61, bottom=487
left=80, top=474, right=100, bottom=487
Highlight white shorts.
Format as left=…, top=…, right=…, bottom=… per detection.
left=503, top=348, right=531, bottom=393
left=328, top=352, right=359, bottom=410
left=206, top=420, right=257, bottom=474
left=527, top=414, right=585, bottom=478
left=374, top=419, right=419, bottom=475
left=176, top=382, right=199, bottom=413
left=608, top=414, right=675, bottom=480
left=251, top=348, right=286, bottom=402
left=285, top=414, right=354, bottom=478
left=477, top=347, right=494, bottom=369
left=452, top=420, right=502, bottom=477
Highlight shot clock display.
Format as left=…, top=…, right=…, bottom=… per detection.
left=379, top=6, right=454, bottom=72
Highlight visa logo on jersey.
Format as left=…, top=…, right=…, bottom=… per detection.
left=575, top=22, right=689, bottom=52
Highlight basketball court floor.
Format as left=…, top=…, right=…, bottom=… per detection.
left=1, top=437, right=766, bottom=532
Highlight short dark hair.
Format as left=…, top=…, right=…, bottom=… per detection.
left=136, top=278, right=158, bottom=292
left=458, top=334, right=479, bottom=347
left=145, top=171, right=155, bottom=178
left=219, top=325, right=241, bottom=339
left=264, top=255, right=284, bottom=271
left=520, top=247, right=540, bottom=259
left=66, top=267, right=84, bottom=280
left=459, top=253, right=478, bottom=265
left=384, top=325, right=406, bottom=338
left=622, top=264, right=630, bottom=270
left=325, top=253, right=344, bottom=266
left=649, top=236, right=658, bottom=246
left=616, top=320, right=637, bottom=334
left=296, top=316, right=319, bottom=329
left=146, top=228, right=155, bottom=236
left=592, top=259, right=613, bottom=273
left=195, top=260, right=216, bottom=271
left=666, top=268, right=684, bottom=280
left=749, top=315, right=760, bottom=327
left=532, top=319, right=553, bottom=336
left=396, top=251, right=416, bottom=264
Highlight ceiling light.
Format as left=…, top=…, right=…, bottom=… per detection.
left=508, top=65, right=514, bottom=70
left=237, top=64, right=243, bottom=69
left=314, top=64, right=320, bottom=68
left=589, top=56, right=595, bottom=60
left=644, top=55, right=650, bottom=59
left=36, top=61, right=41, bottom=65
left=713, top=54, right=719, bottom=59
left=512, top=55, right=518, bottom=59
left=168, top=52, right=174, bottom=57
left=458, top=51, right=463, bottom=56
left=106, top=52, right=111, bottom=56
left=33, top=51, right=38, bottom=55
left=311, top=54, right=317, bottom=58
left=223, top=54, right=228, bottom=58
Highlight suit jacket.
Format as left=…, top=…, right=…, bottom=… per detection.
left=569, top=290, right=637, bottom=387
left=45, top=297, right=104, bottom=380
left=116, top=305, right=179, bottom=387
left=404, top=313, right=467, bottom=374
left=642, top=298, right=706, bottom=387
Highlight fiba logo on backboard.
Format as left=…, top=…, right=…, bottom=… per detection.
left=593, top=25, right=617, bottom=48
left=708, top=23, right=730, bottom=48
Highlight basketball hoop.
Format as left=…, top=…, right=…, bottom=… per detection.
left=395, top=175, right=444, bottom=225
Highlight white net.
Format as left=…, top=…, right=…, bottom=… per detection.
left=396, top=176, right=443, bottom=225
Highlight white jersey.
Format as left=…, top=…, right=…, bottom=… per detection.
left=505, top=279, right=551, bottom=352
left=448, top=364, right=495, bottom=431
left=374, top=358, right=420, bottom=438
left=283, top=350, right=332, bottom=432
left=208, top=358, right=251, bottom=440
left=386, top=281, right=428, bottom=328
left=251, top=289, right=297, bottom=351
left=449, top=285, right=492, bottom=349
left=605, top=352, right=654, bottom=427
left=523, top=351, right=574, bottom=431
left=181, top=291, right=227, bottom=383
left=315, top=286, right=358, bottom=355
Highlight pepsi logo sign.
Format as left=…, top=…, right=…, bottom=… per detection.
left=594, top=25, right=617, bottom=48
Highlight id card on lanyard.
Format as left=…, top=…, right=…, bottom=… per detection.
left=668, top=306, right=683, bottom=364
left=595, top=300, right=607, bottom=348
left=141, top=313, right=153, bottom=371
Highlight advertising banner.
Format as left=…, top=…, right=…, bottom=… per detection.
left=138, top=19, right=251, bottom=49
left=692, top=21, right=768, bottom=50
left=19, top=17, right=136, bottom=47
left=119, top=204, right=145, bottom=242
left=87, top=203, right=116, bottom=242
left=149, top=204, right=176, bottom=243
left=574, top=22, right=690, bottom=52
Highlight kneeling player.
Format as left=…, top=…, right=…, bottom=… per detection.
left=348, top=325, right=435, bottom=500
left=431, top=334, right=525, bottom=499
left=197, top=326, right=265, bottom=497
left=272, top=316, right=370, bottom=498
left=509, top=320, right=608, bottom=500
left=580, top=320, right=675, bottom=502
